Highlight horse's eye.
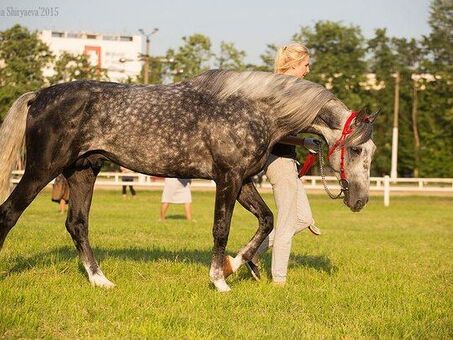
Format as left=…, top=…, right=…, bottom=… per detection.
left=350, top=147, right=362, bottom=155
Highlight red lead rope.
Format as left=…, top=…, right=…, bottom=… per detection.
left=298, top=152, right=318, bottom=177
left=298, top=111, right=358, bottom=180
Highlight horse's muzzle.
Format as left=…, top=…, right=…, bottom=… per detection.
left=350, top=197, right=368, bottom=212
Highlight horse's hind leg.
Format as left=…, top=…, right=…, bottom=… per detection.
left=64, top=165, right=114, bottom=288
left=224, top=179, right=274, bottom=276
left=0, top=169, right=58, bottom=250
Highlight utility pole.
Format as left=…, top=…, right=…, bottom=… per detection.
left=139, top=28, right=159, bottom=84
left=391, top=71, right=400, bottom=179
left=143, top=36, right=150, bottom=84
left=411, top=75, right=420, bottom=177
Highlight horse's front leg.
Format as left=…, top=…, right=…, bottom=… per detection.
left=224, top=179, right=274, bottom=276
left=209, top=172, right=243, bottom=292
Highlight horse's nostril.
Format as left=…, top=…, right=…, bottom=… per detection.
left=355, top=200, right=363, bottom=210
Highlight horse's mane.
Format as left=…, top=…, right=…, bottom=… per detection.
left=190, top=70, right=336, bottom=131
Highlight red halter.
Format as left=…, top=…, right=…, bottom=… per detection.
left=327, top=111, right=357, bottom=181
left=299, top=111, right=358, bottom=183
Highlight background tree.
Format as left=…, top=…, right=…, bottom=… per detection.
left=0, top=25, right=53, bottom=121
left=365, top=28, right=397, bottom=175
left=256, top=43, right=278, bottom=71
left=166, top=34, right=213, bottom=81
left=48, top=52, right=108, bottom=84
left=417, top=0, right=453, bottom=177
left=392, top=37, right=422, bottom=177
left=135, top=56, right=167, bottom=84
left=366, top=30, right=423, bottom=176
left=216, top=41, right=246, bottom=71
left=293, top=21, right=367, bottom=109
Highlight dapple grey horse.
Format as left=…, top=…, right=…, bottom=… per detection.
left=0, top=70, right=376, bottom=292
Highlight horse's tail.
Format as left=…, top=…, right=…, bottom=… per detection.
left=0, top=92, right=37, bottom=204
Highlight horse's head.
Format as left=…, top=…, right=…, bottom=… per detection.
left=337, top=117, right=376, bottom=212
left=309, top=100, right=377, bottom=212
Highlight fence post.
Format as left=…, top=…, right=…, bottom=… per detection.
left=384, top=175, right=390, bottom=207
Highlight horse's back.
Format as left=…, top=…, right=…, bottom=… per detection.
left=26, top=79, right=272, bottom=179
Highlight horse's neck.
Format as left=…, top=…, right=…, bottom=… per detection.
left=308, top=104, right=351, bottom=147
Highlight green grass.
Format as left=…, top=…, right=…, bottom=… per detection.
left=1, top=189, right=452, bottom=338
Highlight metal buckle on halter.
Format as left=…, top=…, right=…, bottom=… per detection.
left=339, top=179, right=349, bottom=191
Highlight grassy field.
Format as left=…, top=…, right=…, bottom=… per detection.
left=0, top=189, right=452, bottom=338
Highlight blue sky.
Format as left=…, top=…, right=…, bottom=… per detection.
left=0, top=0, right=432, bottom=64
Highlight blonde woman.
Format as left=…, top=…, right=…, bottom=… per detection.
left=246, top=43, right=321, bottom=285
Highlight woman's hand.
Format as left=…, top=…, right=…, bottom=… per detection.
left=303, top=138, right=322, bottom=154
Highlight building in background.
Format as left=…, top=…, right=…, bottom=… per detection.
left=39, top=30, right=143, bottom=82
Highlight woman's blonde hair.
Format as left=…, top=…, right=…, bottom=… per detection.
left=274, top=42, right=309, bottom=74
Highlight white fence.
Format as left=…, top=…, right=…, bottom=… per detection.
left=10, top=171, right=453, bottom=206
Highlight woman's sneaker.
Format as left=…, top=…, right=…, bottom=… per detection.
left=245, top=261, right=261, bottom=281
left=308, top=224, right=321, bottom=235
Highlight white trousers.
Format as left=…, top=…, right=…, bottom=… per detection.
left=257, top=154, right=314, bottom=282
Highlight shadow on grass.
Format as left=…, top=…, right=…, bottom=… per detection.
left=234, top=253, right=338, bottom=281
left=164, top=214, right=189, bottom=220
left=1, top=246, right=337, bottom=279
left=290, top=253, right=338, bottom=275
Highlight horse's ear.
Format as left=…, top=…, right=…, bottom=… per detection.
left=367, top=108, right=381, bottom=124
left=355, top=107, right=368, bottom=126
left=355, top=107, right=380, bottom=125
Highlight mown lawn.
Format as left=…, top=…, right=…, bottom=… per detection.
left=0, top=189, right=452, bottom=338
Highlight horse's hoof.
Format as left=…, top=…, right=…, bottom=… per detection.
left=212, top=278, right=231, bottom=292
left=89, top=273, right=116, bottom=288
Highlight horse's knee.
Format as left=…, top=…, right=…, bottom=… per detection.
left=65, top=218, right=88, bottom=246
left=212, top=225, right=229, bottom=248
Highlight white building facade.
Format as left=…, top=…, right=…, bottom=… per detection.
left=39, top=30, right=143, bottom=82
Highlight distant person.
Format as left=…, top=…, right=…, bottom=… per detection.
left=160, top=178, right=192, bottom=221
left=51, top=174, right=69, bottom=213
left=120, top=166, right=136, bottom=198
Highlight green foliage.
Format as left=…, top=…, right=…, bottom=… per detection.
left=216, top=41, right=246, bottom=71
left=257, top=43, right=278, bottom=72
left=365, top=30, right=424, bottom=176
left=0, top=25, right=52, bottom=120
left=166, top=34, right=213, bottom=81
left=417, top=0, right=453, bottom=177
left=135, top=56, right=167, bottom=84
left=48, top=52, right=108, bottom=84
left=417, top=79, right=453, bottom=177
left=293, top=21, right=367, bottom=109
left=423, top=0, right=453, bottom=71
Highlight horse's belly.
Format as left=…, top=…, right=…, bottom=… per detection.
left=93, top=136, right=214, bottom=179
